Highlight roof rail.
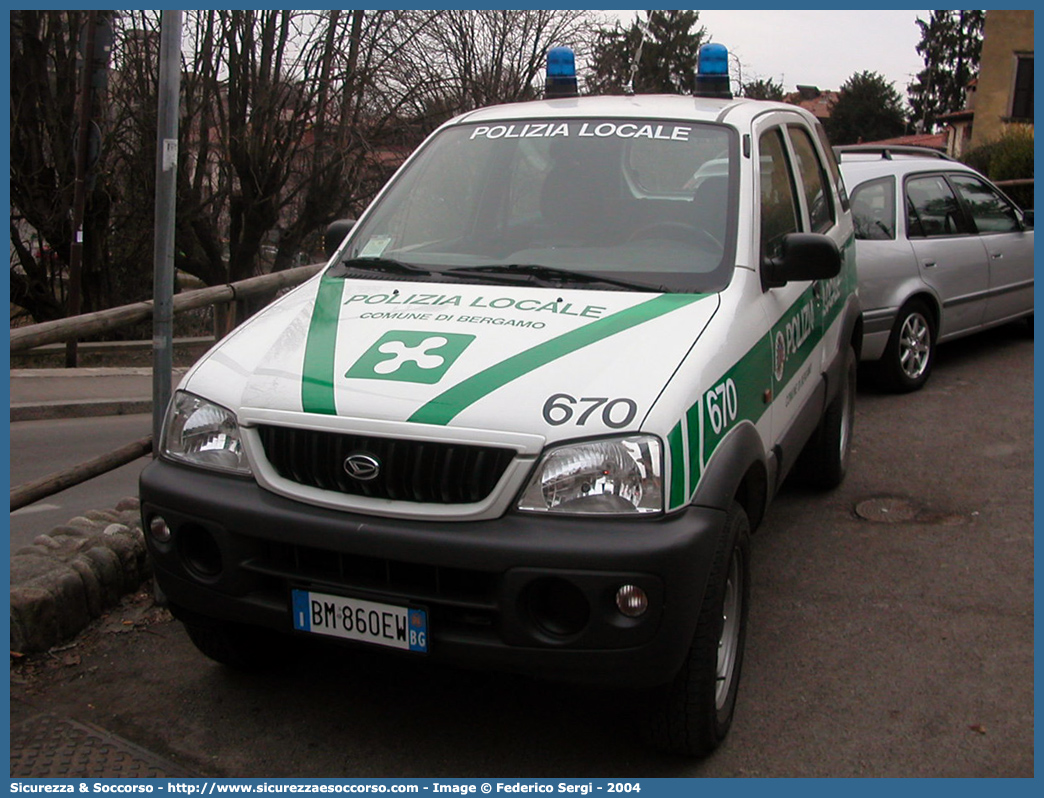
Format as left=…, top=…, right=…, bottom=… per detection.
left=832, top=144, right=955, bottom=162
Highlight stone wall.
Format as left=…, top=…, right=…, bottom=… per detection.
left=10, top=497, right=148, bottom=653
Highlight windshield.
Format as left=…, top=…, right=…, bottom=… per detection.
left=343, top=118, right=739, bottom=293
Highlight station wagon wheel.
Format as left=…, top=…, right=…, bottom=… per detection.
left=642, top=502, right=750, bottom=757
left=880, top=300, right=936, bottom=392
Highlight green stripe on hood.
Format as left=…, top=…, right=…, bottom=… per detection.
left=301, top=274, right=345, bottom=415
left=409, top=293, right=707, bottom=426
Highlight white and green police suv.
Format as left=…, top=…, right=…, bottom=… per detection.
left=141, top=45, right=861, bottom=756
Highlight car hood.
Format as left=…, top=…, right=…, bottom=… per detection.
left=181, top=274, right=719, bottom=439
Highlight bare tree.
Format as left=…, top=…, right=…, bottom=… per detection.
left=10, top=9, right=602, bottom=328
left=405, top=10, right=598, bottom=124
left=10, top=11, right=113, bottom=323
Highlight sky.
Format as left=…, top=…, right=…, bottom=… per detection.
left=608, top=9, right=930, bottom=100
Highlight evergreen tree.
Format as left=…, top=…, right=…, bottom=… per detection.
left=586, top=10, right=707, bottom=95
left=907, top=10, right=985, bottom=132
left=741, top=77, right=785, bottom=101
left=826, top=71, right=908, bottom=145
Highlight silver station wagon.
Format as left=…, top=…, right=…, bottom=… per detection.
left=837, top=145, right=1033, bottom=391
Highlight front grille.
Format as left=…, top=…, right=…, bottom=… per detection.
left=245, top=541, right=501, bottom=633
left=253, top=541, right=499, bottom=607
left=256, top=425, right=515, bottom=504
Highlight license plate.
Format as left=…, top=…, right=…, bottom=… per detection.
left=291, top=589, right=428, bottom=653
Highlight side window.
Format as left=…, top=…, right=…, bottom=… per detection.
left=815, top=122, right=849, bottom=211
left=905, top=175, right=972, bottom=238
left=948, top=174, right=1021, bottom=234
left=850, top=177, right=896, bottom=241
left=759, top=129, right=800, bottom=261
left=788, top=125, right=834, bottom=232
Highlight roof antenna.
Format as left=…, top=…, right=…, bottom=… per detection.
left=625, top=15, right=649, bottom=95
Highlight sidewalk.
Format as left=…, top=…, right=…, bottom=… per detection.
left=12, top=696, right=199, bottom=777
left=10, top=366, right=189, bottom=422
left=10, top=366, right=200, bottom=776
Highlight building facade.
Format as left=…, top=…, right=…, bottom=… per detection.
left=970, top=10, right=1034, bottom=149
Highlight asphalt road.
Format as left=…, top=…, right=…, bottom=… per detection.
left=10, top=325, right=1034, bottom=777
left=9, top=413, right=152, bottom=552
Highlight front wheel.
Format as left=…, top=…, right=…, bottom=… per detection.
left=798, top=344, right=856, bottom=490
left=183, top=618, right=291, bottom=671
left=642, top=502, right=751, bottom=757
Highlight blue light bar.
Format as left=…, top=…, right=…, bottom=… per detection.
left=694, top=43, right=733, bottom=99
left=545, top=46, right=578, bottom=98
left=699, top=43, right=729, bottom=76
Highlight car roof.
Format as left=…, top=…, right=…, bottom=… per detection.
left=835, top=145, right=980, bottom=185
left=444, top=93, right=818, bottom=130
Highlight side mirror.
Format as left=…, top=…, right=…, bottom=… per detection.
left=324, top=219, right=356, bottom=259
left=1023, top=209, right=1033, bottom=229
left=762, top=233, right=841, bottom=290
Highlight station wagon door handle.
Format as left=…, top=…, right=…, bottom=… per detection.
left=923, top=260, right=937, bottom=268
left=991, top=252, right=1004, bottom=259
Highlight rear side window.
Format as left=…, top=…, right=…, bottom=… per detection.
left=815, top=122, right=849, bottom=211
left=759, top=129, right=800, bottom=260
left=850, top=177, right=896, bottom=240
left=905, top=175, right=972, bottom=238
left=789, top=125, right=835, bottom=233
left=949, top=174, right=1021, bottom=233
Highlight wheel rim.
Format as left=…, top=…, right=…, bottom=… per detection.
left=898, top=312, right=931, bottom=380
left=715, top=549, right=743, bottom=710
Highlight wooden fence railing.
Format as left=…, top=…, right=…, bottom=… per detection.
left=11, top=263, right=323, bottom=352
left=10, top=263, right=324, bottom=511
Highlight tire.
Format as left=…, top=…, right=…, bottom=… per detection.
left=879, top=300, right=935, bottom=392
left=1020, top=313, right=1034, bottom=338
left=642, top=502, right=751, bottom=757
left=183, top=619, right=289, bottom=671
left=800, top=345, right=856, bottom=490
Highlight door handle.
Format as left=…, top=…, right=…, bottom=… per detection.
left=991, top=252, right=1004, bottom=259
left=923, top=261, right=937, bottom=268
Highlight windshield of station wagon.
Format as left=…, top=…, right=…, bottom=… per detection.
left=342, top=119, right=738, bottom=293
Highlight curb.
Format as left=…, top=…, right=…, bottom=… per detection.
left=11, top=399, right=154, bottom=423
left=10, top=497, right=149, bottom=654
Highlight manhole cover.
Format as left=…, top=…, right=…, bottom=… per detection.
left=855, top=497, right=921, bottom=523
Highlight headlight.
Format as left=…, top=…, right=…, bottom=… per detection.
left=517, top=436, right=663, bottom=515
left=162, top=391, right=251, bottom=475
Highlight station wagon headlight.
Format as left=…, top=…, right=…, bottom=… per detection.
left=162, top=391, right=251, bottom=475
left=518, top=436, right=663, bottom=515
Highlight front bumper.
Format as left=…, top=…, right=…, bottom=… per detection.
left=140, top=459, right=726, bottom=688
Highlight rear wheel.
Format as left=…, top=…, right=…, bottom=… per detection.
left=879, top=300, right=935, bottom=392
left=799, top=345, right=856, bottom=490
left=642, top=502, right=751, bottom=757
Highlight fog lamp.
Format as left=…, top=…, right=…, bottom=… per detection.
left=615, top=584, right=649, bottom=618
left=149, top=515, right=171, bottom=543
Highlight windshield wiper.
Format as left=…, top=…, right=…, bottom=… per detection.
left=442, top=264, right=667, bottom=293
left=332, top=257, right=432, bottom=277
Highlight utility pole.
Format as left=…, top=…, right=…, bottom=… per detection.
left=152, top=11, right=183, bottom=448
